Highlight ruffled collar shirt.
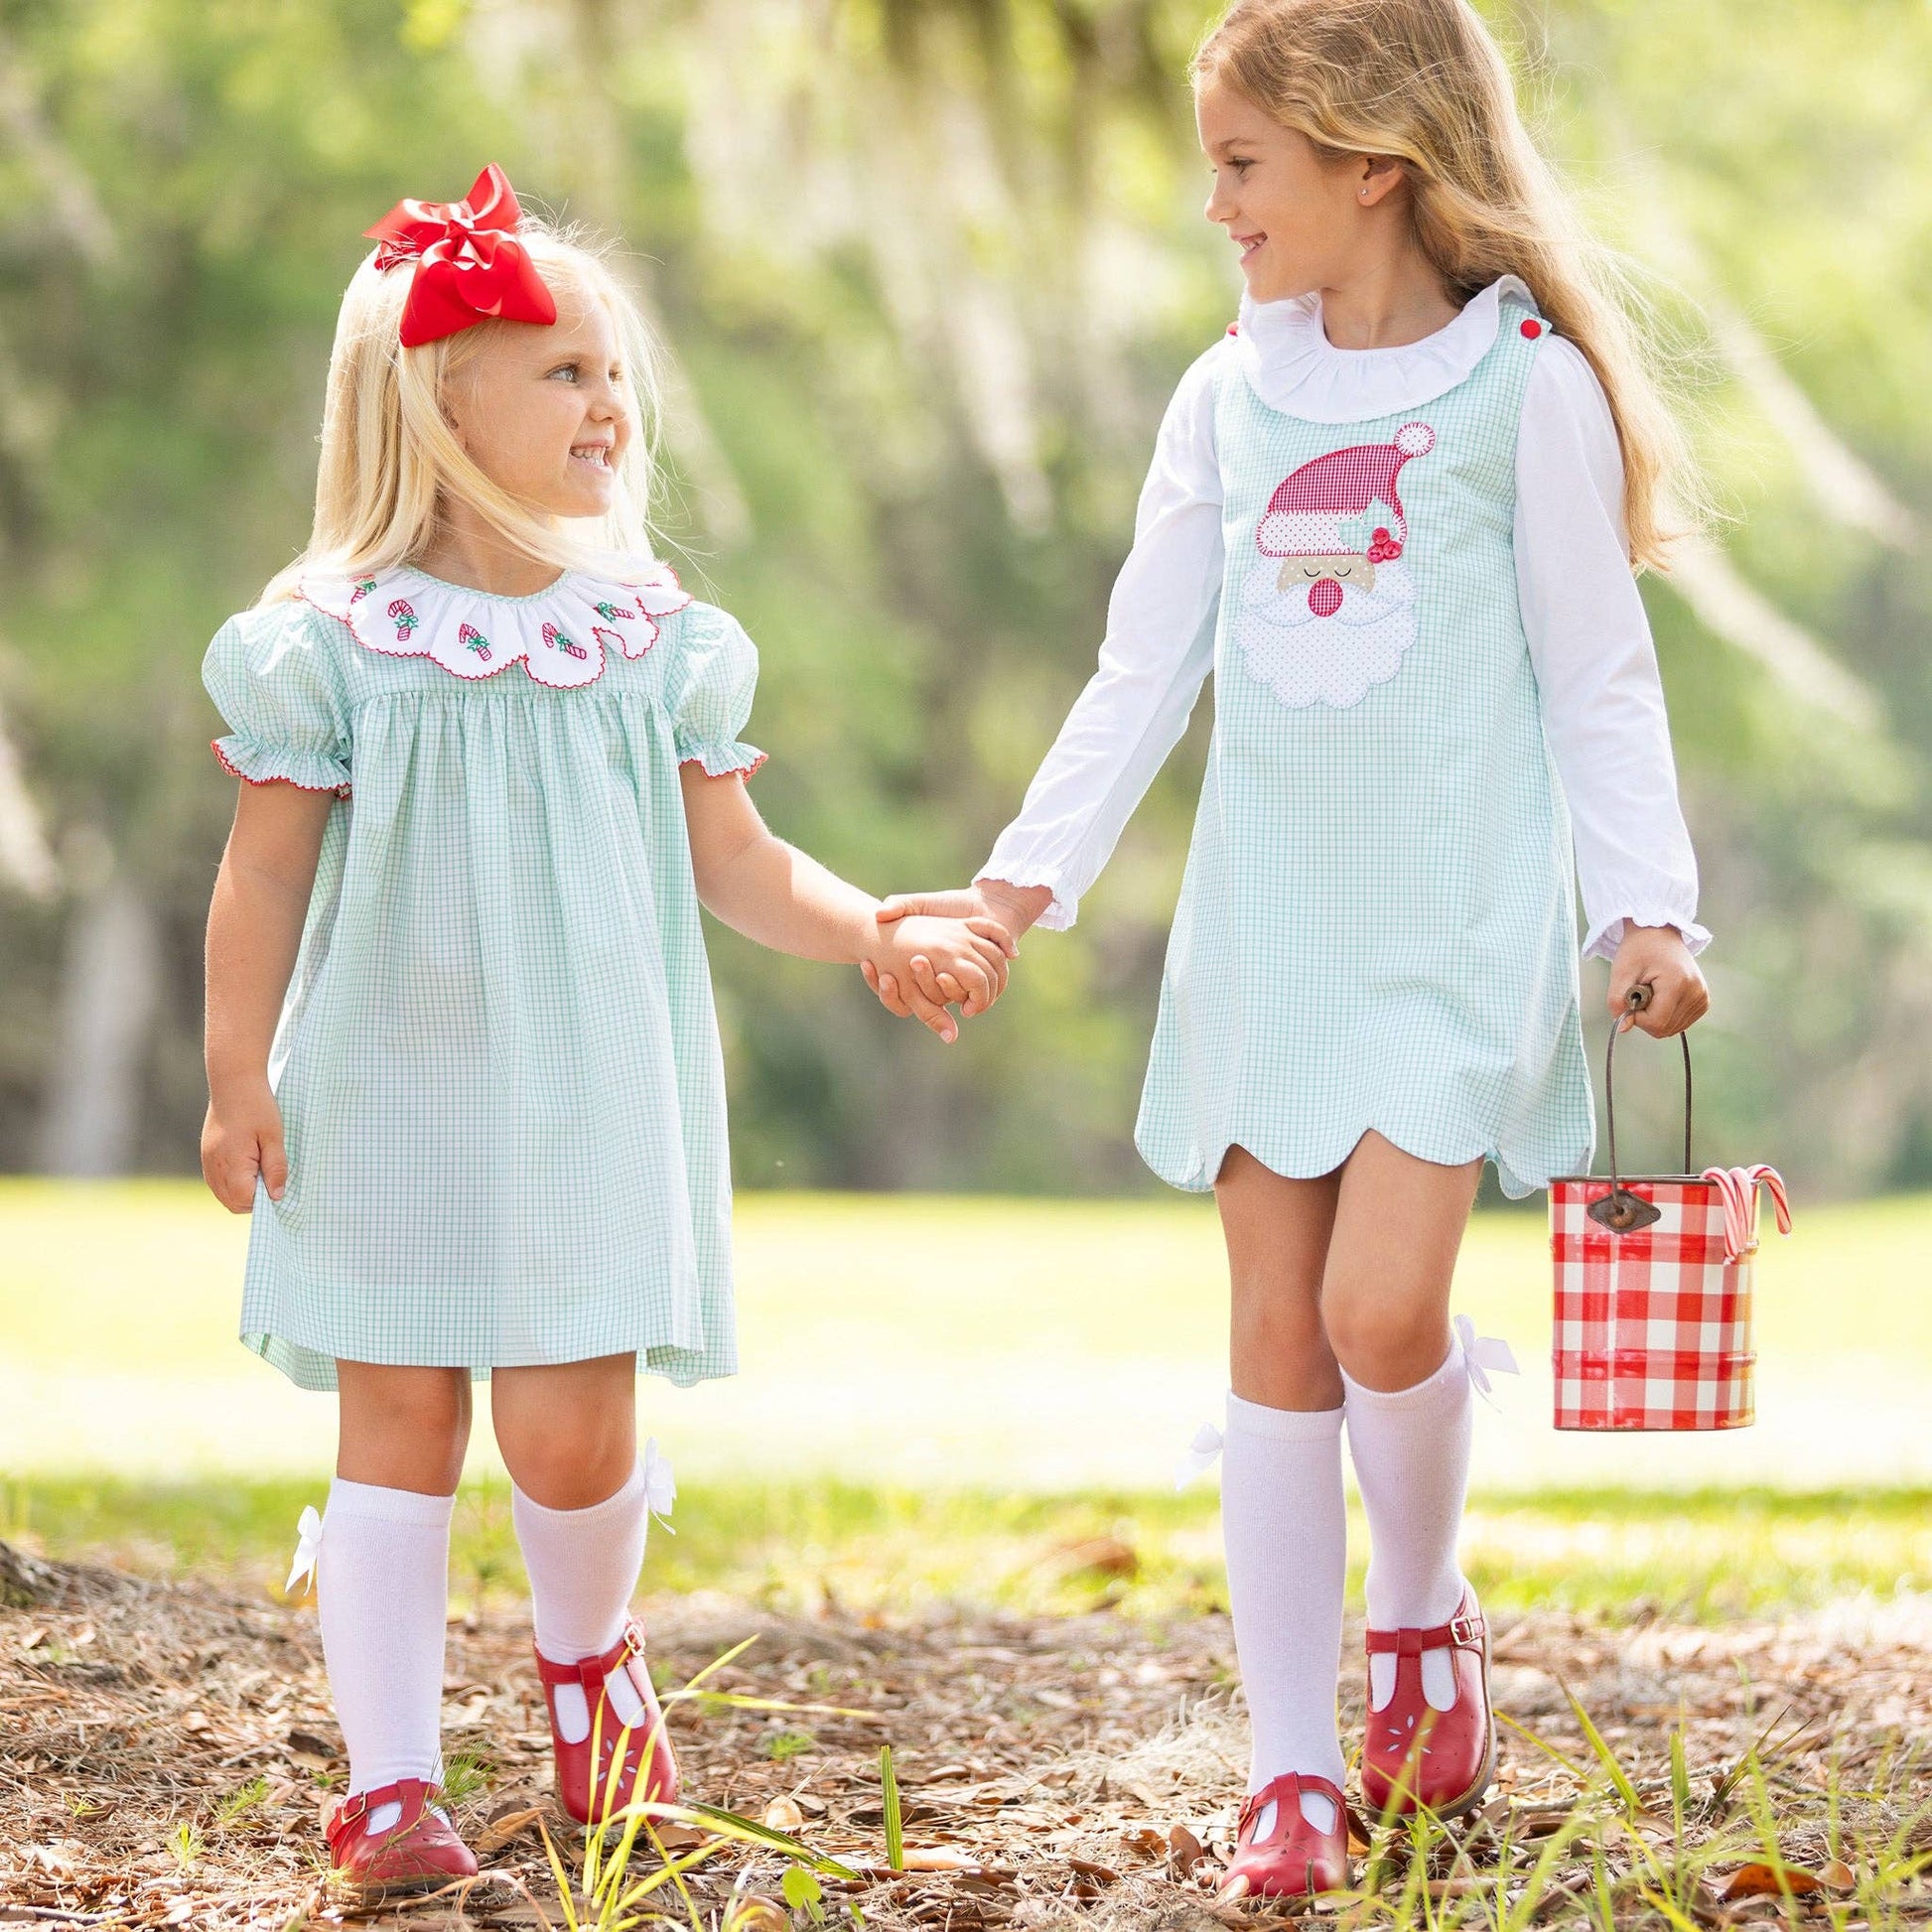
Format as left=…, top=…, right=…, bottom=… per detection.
left=980, top=277, right=1708, bottom=963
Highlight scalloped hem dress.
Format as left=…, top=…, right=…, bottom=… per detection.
left=202, top=561, right=762, bottom=1392
left=978, top=278, right=1709, bottom=1200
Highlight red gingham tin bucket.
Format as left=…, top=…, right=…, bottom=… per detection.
left=1549, top=991, right=1791, bottom=1432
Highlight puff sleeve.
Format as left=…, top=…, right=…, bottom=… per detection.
left=202, top=601, right=353, bottom=797
left=665, top=603, right=765, bottom=778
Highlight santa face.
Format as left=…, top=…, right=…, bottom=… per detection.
left=1236, top=550, right=1420, bottom=709
left=1238, top=423, right=1436, bottom=706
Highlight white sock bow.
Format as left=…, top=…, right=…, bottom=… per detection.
left=286, top=1504, right=325, bottom=1595
left=641, top=1438, right=677, bottom=1530
left=1454, top=1313, right=1520, bottom=1406
left=1173, top=1422, right=1225, bottom=1489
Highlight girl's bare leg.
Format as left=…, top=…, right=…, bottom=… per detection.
left=490, top=1354, right=637, bottom=1508
left=1319, top=1130, right=1480, bottom=1392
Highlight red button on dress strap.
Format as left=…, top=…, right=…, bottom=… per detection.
left=1520, top=318, right=1543, bottom=339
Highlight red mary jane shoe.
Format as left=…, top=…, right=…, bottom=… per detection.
left=326, top=1779, right=478, bottom=1896
left=1361, top=1587, right=1495, bottom=1819
left=535, top=1617, right=680, bottom=1827
left=1217, top=1771, right=1352, bottom=1901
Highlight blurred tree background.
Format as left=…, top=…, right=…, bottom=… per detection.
left=0, top=0, right=1927, bottom=1196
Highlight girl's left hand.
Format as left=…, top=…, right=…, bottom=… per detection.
left=1608, top=924, right=1710, bottom=1036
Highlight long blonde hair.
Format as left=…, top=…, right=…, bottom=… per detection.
left=261, top=218, right=663, bottom=604
left=1194, top=0, right=1702, bottom=570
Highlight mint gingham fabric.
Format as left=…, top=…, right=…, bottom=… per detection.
left=1136, top=303, right=1593, bottom=1197
left=202, top=568, right=761, bottom=1391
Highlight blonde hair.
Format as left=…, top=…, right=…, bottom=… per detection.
left=1194, top=0, right=1703, bottom=571
left=261, top=218, right=662, bottom=604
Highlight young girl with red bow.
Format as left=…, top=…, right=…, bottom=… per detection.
left=872, top=0, right=1711, bottom=1897
left=199, top=166, right=1009, bottom=1894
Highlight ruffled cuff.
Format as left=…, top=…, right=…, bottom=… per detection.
left=211, top=736, right=351, bottom=798
left=676, top=737, right=767, bottom=779
left=1584, top=910, right=1713, bottom=963
left=974, top=862, right=1074, bottom=932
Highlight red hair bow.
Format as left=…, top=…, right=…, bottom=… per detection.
left=364, top=164, right=558, bottom=348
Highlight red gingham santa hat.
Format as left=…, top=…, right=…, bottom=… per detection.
left=1257, top=421, right=1435, bottom=563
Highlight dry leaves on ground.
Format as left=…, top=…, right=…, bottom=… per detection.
left=1, top=1551, right=1928, bottom=1930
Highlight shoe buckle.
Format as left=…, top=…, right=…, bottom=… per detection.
left=1448, top=1612, right=1482, bottom=1647
left=338, top=1790, right=369, bottom=1829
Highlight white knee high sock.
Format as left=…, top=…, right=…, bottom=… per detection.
left=512, top=1461, right=651, bottom=1742
left=1220, top=1393, right=1348, bottom=1834
left=317, top=1478, right=454, bottom=1817
left=1343, top=1337, right=1472, bottom=1714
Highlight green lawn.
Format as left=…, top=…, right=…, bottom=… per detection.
left=4, top=1180, right=1929, bottom=1619
left=6, top=1179, right=1930, bottom=1374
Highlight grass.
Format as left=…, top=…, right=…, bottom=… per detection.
left=5, top=1179, right=1932, bottom=1376
left=5, top=1179, right=1931, bottom=1627
left=8, top=1473, right=1930, bottom=1623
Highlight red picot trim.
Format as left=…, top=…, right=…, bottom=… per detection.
left=1520, top=318, right=1544, bottom=340
left=211, top=739, right=351, bottom=798
left=679, top=750, right=767, bottom=779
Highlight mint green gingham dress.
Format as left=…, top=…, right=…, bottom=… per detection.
left=1136, top=297, right=1591, bottom=1195
left=203, top=561, right=761, bottom=1391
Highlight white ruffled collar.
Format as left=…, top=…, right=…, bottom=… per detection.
left=301, top=560, right=691, bottom=690
left=1233, top=275, right=1535, bottom=422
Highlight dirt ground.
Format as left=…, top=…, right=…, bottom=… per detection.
left=2, top=1545, right=1928, bottom=1930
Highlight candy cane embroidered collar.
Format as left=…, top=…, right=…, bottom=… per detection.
left=300, top=562, right=692, bottom=690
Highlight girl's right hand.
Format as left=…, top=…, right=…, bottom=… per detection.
left=866, top=881, right=1049, bottom=1019
left=202, top=1082, right=289, bottom=1211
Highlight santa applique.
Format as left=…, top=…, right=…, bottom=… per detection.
left=1236, top=421, right=1436, bottom=708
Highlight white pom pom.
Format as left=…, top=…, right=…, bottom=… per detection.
left=1394, top=421, right=1436, bottom=457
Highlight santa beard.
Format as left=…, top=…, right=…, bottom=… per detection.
left=1235, top=557, right=1420, bottom=709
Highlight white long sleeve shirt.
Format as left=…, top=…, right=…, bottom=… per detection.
left=979, top=277, right=1708, bottom=962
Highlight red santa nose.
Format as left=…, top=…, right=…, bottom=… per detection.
left=1309, top=579, right=1344, bottom=618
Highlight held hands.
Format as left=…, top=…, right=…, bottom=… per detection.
left=860, top=881, right=1049, bottom=1040
left=1607, top=923, right=1709, bottom=1037
left=861, top=911, right=1018, bottom=1044
left=201, top=1080, right=288, bottom=1212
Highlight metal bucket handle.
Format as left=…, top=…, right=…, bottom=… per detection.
left=1591, top=983, right=1693, bottom=1234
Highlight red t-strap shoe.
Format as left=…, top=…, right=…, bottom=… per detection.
left=534, top=1617, right=680, bottom=1826
left=1361, top=1586, right=1494, bottom=1819
left=326, top=1779, right=479, bottom=1895
left=1217, top=1771, right=1352, bottom=1900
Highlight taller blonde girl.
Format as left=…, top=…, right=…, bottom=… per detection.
left=1195, top=0, right=1702, bottom=569
left=873, top=0, right=1713, bottom=1898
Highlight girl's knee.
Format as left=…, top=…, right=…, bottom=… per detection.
left=492, top=1364, right=635, bottom=1507
left=336, top=1364, right=470, bottom=1492
left=1321, top=1279, right=1451, bottom=1390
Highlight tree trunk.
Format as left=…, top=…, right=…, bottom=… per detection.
left=37, top=866, right=161, bottom=1175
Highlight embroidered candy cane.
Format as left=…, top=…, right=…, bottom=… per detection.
left=595, top=601, right=636, bottom=622
left=542, top=621, right=588, bottom=661
left=387, top=597, right=419, bottom=641
left=349, top=578, right=377, bottom=605
left=459, top=621, right=491, bottom=661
